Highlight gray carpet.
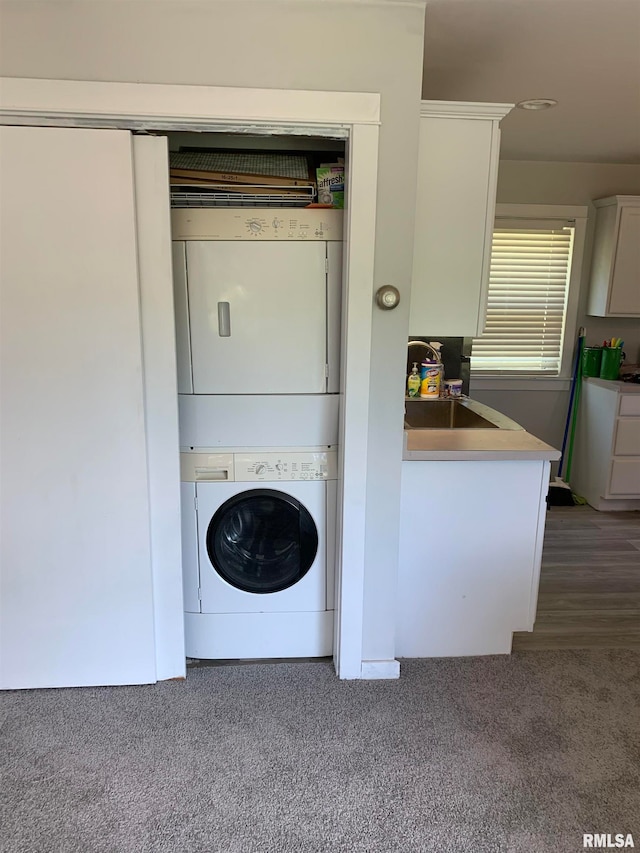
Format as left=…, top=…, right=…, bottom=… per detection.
left=1, top=651, right=639, bottom=853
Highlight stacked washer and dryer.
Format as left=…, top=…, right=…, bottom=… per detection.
left=171, top=208, right=343, bottom=659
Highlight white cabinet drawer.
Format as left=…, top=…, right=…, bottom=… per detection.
left=619, top=395, right=640, bottom=416
left=608, top=458, right=640, bottom=496
left=614, top=419, right=640, bottom=455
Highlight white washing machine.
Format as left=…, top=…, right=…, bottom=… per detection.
left=181, top=449, right=337, bottom=660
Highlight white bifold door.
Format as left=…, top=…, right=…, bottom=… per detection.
left=0, top=126, right=181, bottom=689
left=181, top=241, right=328, bottom=394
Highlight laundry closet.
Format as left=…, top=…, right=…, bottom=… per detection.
left=163, top=133, right=346, bottom=661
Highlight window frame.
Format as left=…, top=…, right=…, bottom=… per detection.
left=471, top=203, right=588, bottom=391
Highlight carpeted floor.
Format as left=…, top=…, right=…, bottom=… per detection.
left=1, top=651, right=639, bottom=853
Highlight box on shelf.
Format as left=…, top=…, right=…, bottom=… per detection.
left=316, top=163, right=345, bottom=209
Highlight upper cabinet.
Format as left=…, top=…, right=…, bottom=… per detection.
left=587, top=196, right=640, bottom=317
left=409, top=101, right=513, bottom=337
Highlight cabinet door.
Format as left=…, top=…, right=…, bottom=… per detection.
left=410, top=116, right=500, bottom=337
left=186, top=241, right=327, bottom=394
left=609, top=206, right=640, bottom=314
left=609, top=458, right=640, bottom=496
left=0, top=126, right=156, bottom=689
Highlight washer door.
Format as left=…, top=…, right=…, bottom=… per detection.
left=206, top=489, right=319, bottom=594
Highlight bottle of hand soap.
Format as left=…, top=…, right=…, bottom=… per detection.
left=407, top=362, right=421, bottom=397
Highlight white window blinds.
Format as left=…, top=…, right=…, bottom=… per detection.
left=472, top=221, right=575, bottom=374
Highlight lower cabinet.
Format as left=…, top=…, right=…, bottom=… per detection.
left=396, top=459, right=550, bottom=657
left=570, top=379, right=640, bottom=510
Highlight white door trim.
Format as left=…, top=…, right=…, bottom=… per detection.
left=1, top=77, right=380, bottom=680
left=132, top=135, right=186, bottom=681
left=0, top=77, right=379, bottom=128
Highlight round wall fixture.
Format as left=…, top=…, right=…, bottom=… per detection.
left=375, top=285, right=400, bottom=310
left=515, top=98, right=558, bottom=111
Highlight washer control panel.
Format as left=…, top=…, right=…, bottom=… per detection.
left=235, top=452, right=338, bottom=482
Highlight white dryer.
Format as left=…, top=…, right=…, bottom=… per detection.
left=171, top=208, right=343, bottom=398
left=181, top=449, right=337, bottom=660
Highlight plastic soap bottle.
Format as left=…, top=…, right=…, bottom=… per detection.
left=407, top=363, right=421, bottom=397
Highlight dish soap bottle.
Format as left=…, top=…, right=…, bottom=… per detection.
left=407, top=362, right=421, bottom=397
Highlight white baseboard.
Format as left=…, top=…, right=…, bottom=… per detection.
left=591, top=498, right=640, bottom=512
left=360, top=659, right=400, bottom=680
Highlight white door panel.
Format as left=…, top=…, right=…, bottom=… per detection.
left=186, top=241, right=327, bottom=394
left=181, top=483, right=201, bottom=614
left=172, top=241, right=193, bottom=394
left=196, top=480, right=326, bottom=613
left=0, top=126, right=156, bottom=688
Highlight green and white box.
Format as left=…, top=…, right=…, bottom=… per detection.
left=316, top=164, right=344, bottom=208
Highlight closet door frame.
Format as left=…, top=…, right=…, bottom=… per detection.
left=1, top=78, right=380, bottom=680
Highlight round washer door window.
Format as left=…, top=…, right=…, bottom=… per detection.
left=206, top=489, right=319, bottom=594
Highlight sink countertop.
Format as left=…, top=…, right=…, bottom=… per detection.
left=403, top=396, right=561, bottom=461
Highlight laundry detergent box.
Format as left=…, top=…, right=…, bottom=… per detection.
left=316, top=163, right=345, bottom=208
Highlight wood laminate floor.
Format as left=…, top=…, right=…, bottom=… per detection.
left=512, top=506, right=640, bottom=651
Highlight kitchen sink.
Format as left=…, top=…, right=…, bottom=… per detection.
left=404, top=399, right=499, bottom=429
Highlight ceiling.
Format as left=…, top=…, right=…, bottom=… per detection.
left=422, top=0, right=640, bottom=163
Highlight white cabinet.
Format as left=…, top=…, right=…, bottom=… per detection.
left=587, top=196, right=640, bottom=317
left=570, top=379, right=640, bottom=510
left=396, top=459, right=550, bottom=657
left=409, top=101, right=513, bottom=337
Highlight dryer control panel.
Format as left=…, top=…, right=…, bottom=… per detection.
left=235, top=452, right=338, bottom=482
left=171, top=208, right=343, bottom=241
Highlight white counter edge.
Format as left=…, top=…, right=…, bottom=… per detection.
left=403, top=445, right=561, bottom=462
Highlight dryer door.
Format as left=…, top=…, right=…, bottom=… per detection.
left=186, top=241, right=327, bottom=394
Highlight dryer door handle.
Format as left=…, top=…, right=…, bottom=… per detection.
left=217, top=302, right=231, bottom=337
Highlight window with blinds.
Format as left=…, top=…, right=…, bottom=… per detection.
left=472, top=221, right=575, bottom=374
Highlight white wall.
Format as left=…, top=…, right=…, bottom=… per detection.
left=471, top=159, right=640, bottom=454
left=0, top=0, right=427, bottom=665
left=497, top=161, right=640, bottom=206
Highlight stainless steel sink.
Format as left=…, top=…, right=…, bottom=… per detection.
left=404, top=399, right=499, bottom=429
